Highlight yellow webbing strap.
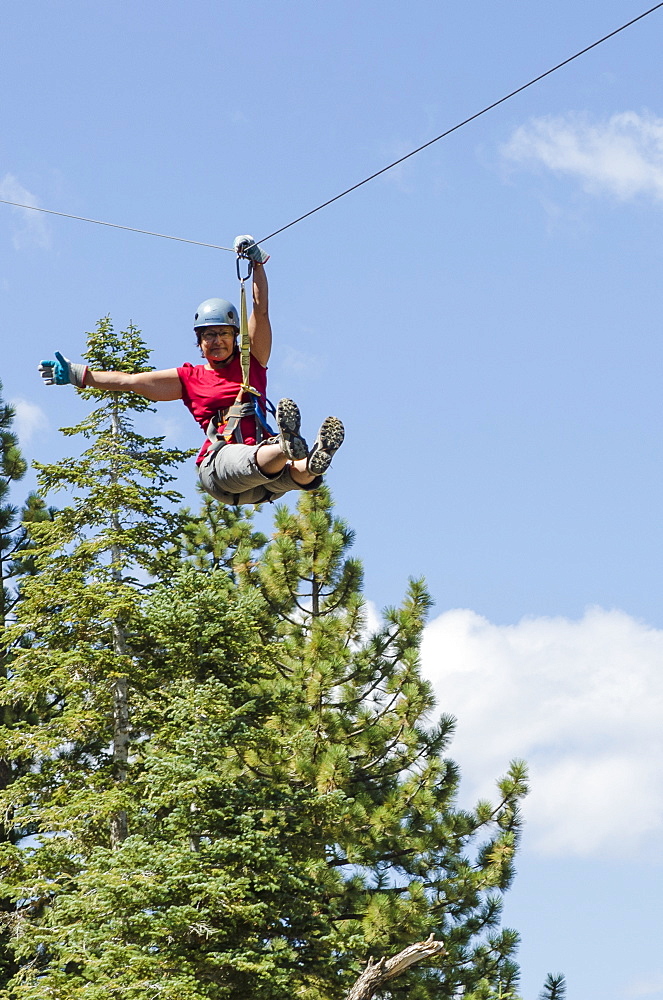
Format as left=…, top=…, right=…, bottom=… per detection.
left=238, top=279, right=260, bottom=398
left=222, top=276, right=261, bottom=442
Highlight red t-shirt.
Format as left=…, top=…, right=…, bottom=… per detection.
left=177, top=355, right=269, bottom=463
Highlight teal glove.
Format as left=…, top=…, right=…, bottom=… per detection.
left=233, top=234, right=270, bottom=264
left=38, top=351, right=88, bottom=388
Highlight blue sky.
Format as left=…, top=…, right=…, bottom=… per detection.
left=2, top=1, right=663, bottom=997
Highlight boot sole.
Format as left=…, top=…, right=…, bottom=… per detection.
left=276, top=398, right=309, bottom=461
left=307, top=417, right=344, bottom=475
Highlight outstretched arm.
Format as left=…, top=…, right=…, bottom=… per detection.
left=39, top=354, right=182, bottom=401
left=85, top=369, right=182, bottom=401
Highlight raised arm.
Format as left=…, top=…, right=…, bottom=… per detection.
left=248, top=262, right=272, bottom=367
left=234, top=235, right=272, bottom=367
left=39, top=353, right=182, bottom=401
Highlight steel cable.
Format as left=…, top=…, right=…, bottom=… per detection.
left=2, top=2, right=662, bottom=253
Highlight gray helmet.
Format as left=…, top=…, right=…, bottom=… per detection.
left=194, top=297, right=239, bottom=331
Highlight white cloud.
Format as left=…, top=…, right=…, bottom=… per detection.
left=625, top=974, right=663, bottom=999
left=278, top=345, right=324, bottom=379
left=0, top=174, right=51, bottom=249
left=377, top=138, right=417, bottom=191
left=150, top=413, right=189, bottom=445
left=502, top=111, right=663, bottom=202
left=10, top=398, right=48, bottom=444
left=363, top=599, right=381, bottom=637
left=420, top=606, right=663, bottom=859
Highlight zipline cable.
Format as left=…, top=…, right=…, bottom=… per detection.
left=255, top=0, right=663, bottom=245
left=1, top=1, right=662, bottom=253
left=0, top=199, right=234, bottom=251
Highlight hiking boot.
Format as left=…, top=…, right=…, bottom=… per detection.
left=276, top=398, right=309, bottom=461
left=307, top=416, right=344, bottom=475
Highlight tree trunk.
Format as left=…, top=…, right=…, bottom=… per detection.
left=345, top=936, right=445, bottom=1000
left=109, top=406, right=129, bottom=848
left=1, top=548, right=13, bottom=845
left=109, top=621, right=129, bottom=847
left=311, top=573, right=320, bottom=617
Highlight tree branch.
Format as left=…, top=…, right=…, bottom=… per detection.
left=345, top=935, right=445, bottom=1000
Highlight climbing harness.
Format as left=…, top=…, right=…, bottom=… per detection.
left=205, top=252, right=276, bottom=456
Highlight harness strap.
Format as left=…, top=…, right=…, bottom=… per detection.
left=206, top=398, right=276, bottom=456
left=254, top=397, right=277, bottom=438
left=208, top=257, right=277, bottom=451
left=221, top=278, right=262, bottom=442
left=238, top=280, right=255, bottom=397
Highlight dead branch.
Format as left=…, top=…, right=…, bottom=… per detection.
left=345, top=934, right=445, bottom=1000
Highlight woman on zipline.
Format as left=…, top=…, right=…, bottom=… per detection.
left=38, top=236, right=344, bottom=505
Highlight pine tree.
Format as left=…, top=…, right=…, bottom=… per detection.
left=175, top=491, right=268, bottom=581
left=538, top=974, right=566, bottom=1000
left=25, top=317, right=190, bottom=847
left=8, top=492, right=56, bottom=582
left=0, top=395, right=337, bottom=995
left=246, top=487, right=528, bottom=999
left=0, top=386, right=29, bottom=987
left=0, top=387, right=28, bottom=627
left=2, top=563, right=325, bottom=999
left=0, top=320, right=333, bottom=999
left=0, top=388, right=58, bottom=985
left=0, top=317, right=193, bottom=993
left=0, top=335, right=554, bottom=998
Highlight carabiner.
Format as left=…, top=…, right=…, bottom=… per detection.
left=236, top=254, right=253, bottom=282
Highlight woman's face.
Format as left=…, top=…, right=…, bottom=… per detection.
left=199, top=325, right=237, bottom=366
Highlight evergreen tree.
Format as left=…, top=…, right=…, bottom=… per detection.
left=538, top=974, right=566, bottom=1000
left=246, top=488, right=528, bottom=999
left=0, top=336, right=342, bottom=997
left=0, top=387, right=28, bottom=626
left=0, top=319, right=334, bottom=999
left=0, top=386, right=28, bottom=987
left=175, top=491, right=268, bottom=582
left=0, top=317, right=192, bottom=994
left=0, top=329, right=554, bottom=998
left=0, top=387, right=55, bottom=985
left=2, top=563, right=325, bottom=999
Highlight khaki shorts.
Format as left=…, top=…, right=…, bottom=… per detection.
left=197, top=442, right=322, bottom=505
